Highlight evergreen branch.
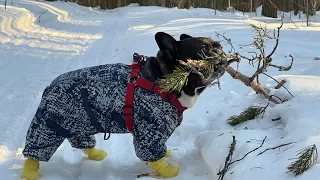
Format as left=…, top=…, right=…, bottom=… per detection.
left=257, top=142, right=297, bottom=156
left=217, top=136, right=236, bottom=180
left=287, top=144, right=318, bottom=176
left=157, top=67, right=191, bottom=93
left=227, top=104, right=268, bottom=126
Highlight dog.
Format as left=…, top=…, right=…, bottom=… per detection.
left=20, top=32, right=227, bottom=179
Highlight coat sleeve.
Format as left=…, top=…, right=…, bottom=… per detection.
left=132, top=114, right=177, bottom=162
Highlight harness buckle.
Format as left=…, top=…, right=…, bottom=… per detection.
left=129, top=77, right=137, bottom=83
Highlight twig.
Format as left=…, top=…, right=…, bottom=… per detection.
left=269, top=54, right=294, bottom=71
left=39, top=9, right=48, bottom=23
left=215, top=32, right=236, bottom=53
left=250, top=58, right=272, bottom=81
left=261, top=103, right=269, bottom=118
left=229, top=136, right=267, bottom=165
left=137, top=173, right=160, bottom=178
left=269, top=95, right=284, bottom=103
left=257, top=142, right=297, bottom=156
left=272, top=117, right=281, bottom=121
left=217, top=136, right=236, bottom=180
left=226, top=57, right=241, bottom=66
left=262, top=73, right=294, bottom=97
left=266, top=22, right=283, bottom=59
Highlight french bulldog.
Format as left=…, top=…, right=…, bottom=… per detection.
left=20, top=32, right=227, bottom=179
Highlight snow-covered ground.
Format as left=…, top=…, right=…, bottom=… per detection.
left=0, top=1, right=320, bottom=180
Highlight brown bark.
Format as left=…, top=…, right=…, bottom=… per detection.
left=275, top=79, right=287, bottom=89
left=225, top=66, right=280, bottom=104
left=262, top=0, right=277, bottom=18
left=100, top=0, right=107, bottom=9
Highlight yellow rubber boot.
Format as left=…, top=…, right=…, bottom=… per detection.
left=165, top=150, right=172, bottom=158
left=148, top=158, right=180, bottom=178
left=83, top=148, right=107, bottom=161
left=20, top=158, right=41, bottom=180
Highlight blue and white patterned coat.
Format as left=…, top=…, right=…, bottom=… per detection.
left=22, top=63, right=181, bottom=162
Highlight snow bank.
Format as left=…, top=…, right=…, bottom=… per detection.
left=196, top=75, right=320, bottom=180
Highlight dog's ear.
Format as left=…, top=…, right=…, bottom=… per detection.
left=155, top=32, right=179, bottom=58
left=180, top=34, right=192, bottom=41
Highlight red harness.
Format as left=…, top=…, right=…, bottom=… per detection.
left=123, top=54, right=187, bottom=133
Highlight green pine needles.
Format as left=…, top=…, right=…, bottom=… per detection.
left=157, top=59, right=218, bottom=93
left=287, top=144, right=318, bottom=176
left=157, top=67, right=191, bottom=93
left=227, top=105, right=268, bottom=126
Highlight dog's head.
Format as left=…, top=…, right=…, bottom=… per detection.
left=153, top=32, right=227, bottom=108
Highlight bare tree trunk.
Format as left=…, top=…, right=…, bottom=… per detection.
left=250, top=0, right=253, bottom=18
left=100, top=0, right=106, bottom=9
left=214, top=0, right=217, bottom=15
left=306, top=0, right=310, bottom=26
left=262, top=0, right=277, bottom=18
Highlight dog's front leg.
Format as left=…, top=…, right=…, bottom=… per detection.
left=133, top=123, right=180, bottom=178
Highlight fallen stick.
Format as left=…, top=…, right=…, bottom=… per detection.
left=257, top=142, right=297, bottom=156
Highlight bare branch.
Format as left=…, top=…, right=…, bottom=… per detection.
left=272, top=117, right=281, bottom=121
left=215, top=32, right=236, bottom=53
left=269, top=54, right=294, bottom=71
left=226, top=65, right=281, bottom=104
left=39, top=9, right=48, bottom=23
left=229, top=136, right=267, bottom=165
left=258, top=142, right=297, bottom=156
left=250, top=58, right=272, bottom=81
left=266, top=22, right=283, bottom=59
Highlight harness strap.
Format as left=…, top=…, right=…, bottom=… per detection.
left=123, top=53, right=187, bottom=133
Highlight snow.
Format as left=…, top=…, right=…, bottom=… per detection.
left=0, top=0, right=320, bottom=180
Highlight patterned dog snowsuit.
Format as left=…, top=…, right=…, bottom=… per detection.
left=22, top=63, right=181, bottom=162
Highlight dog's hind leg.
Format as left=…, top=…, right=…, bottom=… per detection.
left=21, top=112, right=66, bottom=180
left=68, top=135, right=107, bottom=161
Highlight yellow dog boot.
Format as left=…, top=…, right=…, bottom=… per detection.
left=165, top=150, right=172, bottom=158
left=20, top=158, right=41, bottom=180
left=148, top=157, right=180, bottom=178
left=83, top=148, right=107, bottom=161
